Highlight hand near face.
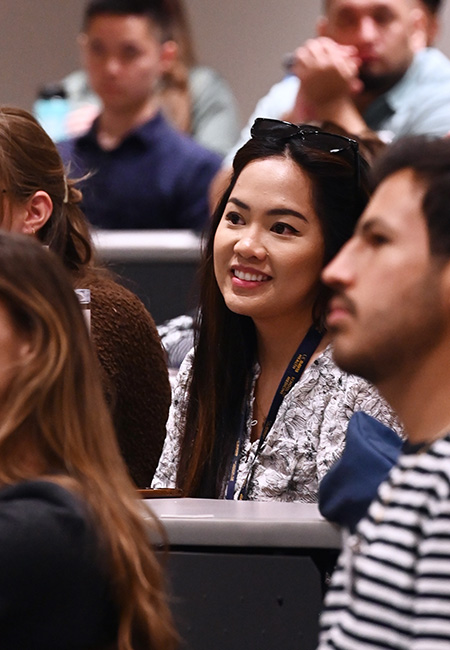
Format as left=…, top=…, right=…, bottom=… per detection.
left=284, top=37, right=367, bottom=135
left=291, top=37, right=363, bottom=106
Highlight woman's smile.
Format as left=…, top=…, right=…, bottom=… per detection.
left=231, top=266, right=272, bottom=285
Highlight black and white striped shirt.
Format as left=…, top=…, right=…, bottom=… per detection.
left=318, top=434, right=450, bottom=650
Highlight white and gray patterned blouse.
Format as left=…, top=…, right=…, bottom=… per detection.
left=152, top=346, right=401, bottom=501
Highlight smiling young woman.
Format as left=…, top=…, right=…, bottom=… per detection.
left=153, top=118, right=400, bottom=500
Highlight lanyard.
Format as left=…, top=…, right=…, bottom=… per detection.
left=225, top=325, right=324, bottom=500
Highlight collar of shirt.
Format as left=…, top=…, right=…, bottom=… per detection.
left=77, top=109, right=170, bottom=152
left=363, top=49, right=431, bottom=134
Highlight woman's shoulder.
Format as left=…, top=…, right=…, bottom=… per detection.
left=80, top=275, right=163, bottom=350
left=302, top=345, right=350, bottom=389
left=188, top=65, right=238, bottom=111
left=0, top=480, right=90, bottom=550
left=171, top=348, right=195, bottom=396
left=314, top=345, right=372, bottom=388
left=188, top=65, right=228, bottom=91
left=81, top=274, right=155, bottom=321
left=315, top=345, right=401, bottom=430
left=0, top=478, right=86, bottom=514
left=0, top=479, right=117, bottom=647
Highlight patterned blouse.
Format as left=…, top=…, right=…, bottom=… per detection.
left=152, top=346, right=401, bottom=501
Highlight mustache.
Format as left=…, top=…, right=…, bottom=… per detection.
left=327, top=292, right=357, bottom=317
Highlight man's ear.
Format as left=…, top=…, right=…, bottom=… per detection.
left=317, top=15, right=329, bottom=37
left=22, top=191, right=53, bottom=236
left=159, top=40, right=179, bottom=74
left=78, top=32, right=88, bottom=65
left=409, top=7, right=428, bottom=52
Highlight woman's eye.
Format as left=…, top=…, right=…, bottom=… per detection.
left=271, top=222, right=298, bottom=235
left=224, top=211, right=244, bottom=225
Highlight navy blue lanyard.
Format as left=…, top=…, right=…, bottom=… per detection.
left=225, top=325, right=324, bottom=500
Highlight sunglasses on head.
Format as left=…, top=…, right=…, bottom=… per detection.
left=250, top=117, right=361, bottom=189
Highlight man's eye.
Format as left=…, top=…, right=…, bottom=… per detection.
left=369, top=233, right=389, bottom=246
left=89, top=42, right=105, bottom=56
left=335, top=11, right=358, bottom=28
left=121, top=47, right=140, bottom=61
left=373, top=8, right=394, bottom=25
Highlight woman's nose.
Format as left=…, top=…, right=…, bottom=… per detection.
left=233, top=230, right=266, bottom=259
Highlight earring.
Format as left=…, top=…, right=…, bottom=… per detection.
left=30, top=225, right=35, bottom=235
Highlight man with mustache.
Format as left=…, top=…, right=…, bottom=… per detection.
left=284, top=0, right=448, bottom=139
left=317, top=135, right=450, bottom=649
left=216, top=0, right=450, bottom=189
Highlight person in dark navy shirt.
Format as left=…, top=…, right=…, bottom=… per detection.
left=58, top=0, right=221, bottom=231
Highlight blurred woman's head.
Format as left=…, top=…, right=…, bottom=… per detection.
left=0, top=231, right=112, bottom=483
left=0, top=106, right=93, bottom=277
left=0, top=230, right=177, bottom=649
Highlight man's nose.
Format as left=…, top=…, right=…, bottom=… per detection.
left=321, top=240, right=354, bottom=289
left=357, top=16, right=379, bottom=44
left=105, top=56, right=121, bottom=75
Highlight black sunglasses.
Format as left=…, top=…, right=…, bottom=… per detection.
left=250, top=117, right=361, bottom=189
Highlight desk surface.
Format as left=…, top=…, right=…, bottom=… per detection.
left=92, top=229, right=201, bottom=262
left=144, top=498, right=342, bottom=549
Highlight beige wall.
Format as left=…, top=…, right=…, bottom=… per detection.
left=2, top=1, right=450, bottom=128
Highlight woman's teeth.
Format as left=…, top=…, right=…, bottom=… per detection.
left=234, top=270, right=268, bottom=282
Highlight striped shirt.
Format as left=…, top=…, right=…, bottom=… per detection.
left=318, top=434, right=450, bottom=650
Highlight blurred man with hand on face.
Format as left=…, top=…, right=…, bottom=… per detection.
left=219, top=0, right=450, bottom=185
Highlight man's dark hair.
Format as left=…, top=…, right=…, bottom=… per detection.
left=420, top=0, right=443, bottom=14
left=372, top=135, right=450, bottom=258
left=323, top=0, right=444, bottom=13
left=83, top=0, right=172, bottom=38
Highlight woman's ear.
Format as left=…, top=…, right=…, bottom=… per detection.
left=22, top=191, right=53, bottom=236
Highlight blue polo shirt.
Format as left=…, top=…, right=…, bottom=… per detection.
left=58, top=111, right=222, bottom=231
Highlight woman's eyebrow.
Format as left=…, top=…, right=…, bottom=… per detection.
left=227, top=197, right=249, bottom=210
left=266, top=208, right=308, bottom=222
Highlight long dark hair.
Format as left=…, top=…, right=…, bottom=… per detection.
left=177, top=126, right=371, bottom=497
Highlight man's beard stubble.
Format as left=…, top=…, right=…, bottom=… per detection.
left=358, top=65, right=408, bottom=94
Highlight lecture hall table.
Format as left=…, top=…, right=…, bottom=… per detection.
left=143, top=497, right=342, bottom=650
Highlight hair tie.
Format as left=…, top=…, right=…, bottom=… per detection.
left=63, top=177, right=69, bottom=204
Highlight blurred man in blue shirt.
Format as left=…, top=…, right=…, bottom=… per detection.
left=59, top=0, right=221, bottom=231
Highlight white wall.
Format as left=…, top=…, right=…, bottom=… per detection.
left=1, top=1, right=450, bottom=129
